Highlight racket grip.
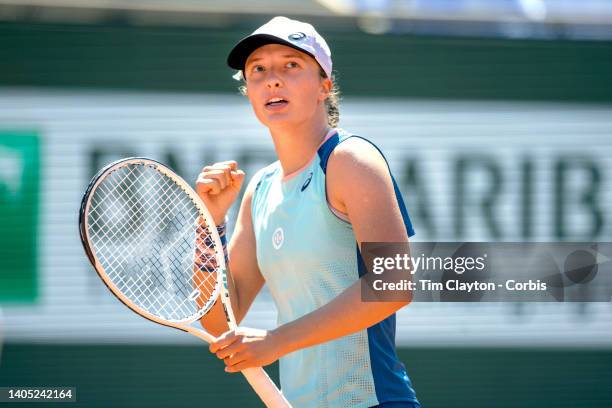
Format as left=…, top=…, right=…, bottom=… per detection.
left=241, top=367, right=292, bottom=408
left=188, top=328, right=290, bottom=406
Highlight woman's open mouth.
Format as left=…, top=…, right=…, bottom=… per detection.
left=265, top=97, right=289, bottom=110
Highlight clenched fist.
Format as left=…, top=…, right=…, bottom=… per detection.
left=195, top=161, right=245, bottom=225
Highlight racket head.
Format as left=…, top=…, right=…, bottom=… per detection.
left=79, top=157, right=226, bottom=328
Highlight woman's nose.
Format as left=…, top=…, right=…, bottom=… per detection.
left=266, top=74, right=283, bottom=88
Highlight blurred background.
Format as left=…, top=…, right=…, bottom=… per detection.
left=1, top=0, right=612, bottom=407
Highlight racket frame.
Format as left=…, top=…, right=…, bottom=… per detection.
left=79, top=157, right=291, bottom=407
left=79, top=157, right=222, bottom=329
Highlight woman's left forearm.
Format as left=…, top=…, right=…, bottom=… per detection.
left=272, top=279, right=409, bottom=357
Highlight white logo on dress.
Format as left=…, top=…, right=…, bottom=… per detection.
left=272, top=227, right=284, bottom=250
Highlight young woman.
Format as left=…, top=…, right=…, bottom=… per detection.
left=198, top=16, right=420, bottom=408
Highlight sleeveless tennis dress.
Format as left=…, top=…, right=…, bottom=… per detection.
left=251, top=128, right=419, bottom=408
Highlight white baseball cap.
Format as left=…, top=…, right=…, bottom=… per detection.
left=227, top=16, right=333, bottom=79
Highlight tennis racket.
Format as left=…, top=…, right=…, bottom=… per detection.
left=79, top=157, right=291, bottom=408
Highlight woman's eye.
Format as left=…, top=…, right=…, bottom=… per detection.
left=252, top=65, right=265, bottom=73
left=286, top=61, right=299, bottom=69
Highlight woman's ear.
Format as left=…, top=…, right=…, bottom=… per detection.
left=319, top=77, right=332, bottom=101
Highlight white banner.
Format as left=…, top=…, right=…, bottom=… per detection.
left=1, top=88, right=611, bottom=346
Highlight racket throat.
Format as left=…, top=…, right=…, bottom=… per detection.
left=220, top=268, right=238, bottom=328
left=221, top=293, right=237, bottom=328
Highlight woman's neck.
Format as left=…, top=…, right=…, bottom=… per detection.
left=269, top=120, right=332, bottom=177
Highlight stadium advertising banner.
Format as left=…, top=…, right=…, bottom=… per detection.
left=0, top=89, right=611, bottom=346
left=0, top=131, right=39, bottom=302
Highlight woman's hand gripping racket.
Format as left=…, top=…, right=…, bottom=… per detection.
left=79, top=157, right=291, bottom=408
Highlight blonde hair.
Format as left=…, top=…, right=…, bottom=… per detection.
left=237, top=67, right=340, bottom=128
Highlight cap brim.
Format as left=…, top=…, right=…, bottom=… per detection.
left=227, top=34, right=316, bottom=72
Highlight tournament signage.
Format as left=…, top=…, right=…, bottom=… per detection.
left=0, top=131, right=40, bottom=302
left=0, top=90, right=610, bottom=346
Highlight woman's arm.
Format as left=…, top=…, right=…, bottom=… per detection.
left=210, top=138, right=413, bottom=371
left=198, top=164, right=265, bottom=336
left=269, top=137, right=410, bottom=353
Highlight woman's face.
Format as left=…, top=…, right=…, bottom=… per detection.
left=244, top=43, right=331, bottom=129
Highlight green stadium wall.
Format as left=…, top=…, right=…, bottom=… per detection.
left=1, top=345, right=611, bottom=407
left=1, top=21, right=612, bottom=102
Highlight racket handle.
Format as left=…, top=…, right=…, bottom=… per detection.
left=187, top=328, right=291, bottom=407
left=241, top=367, right=292, bottom=408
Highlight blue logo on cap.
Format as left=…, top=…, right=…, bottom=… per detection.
left=288, top=32, right=306, bottom=41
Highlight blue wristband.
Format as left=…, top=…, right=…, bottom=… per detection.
left=217, top=219, right=229, bottom=262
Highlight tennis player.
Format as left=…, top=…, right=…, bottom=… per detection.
left=198, top=16, right=420, bottom=408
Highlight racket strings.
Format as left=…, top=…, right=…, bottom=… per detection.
left=194, top=218, right=223, bottom=308
left=90, top=167, right=178, bottom=245
left=87, top=163, right=220, bottom=322
left=97, top=168, right=216, bottom=319
left=91, top=166, right=197, bottom=314
left=89, top=167, right=184, bottom=271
